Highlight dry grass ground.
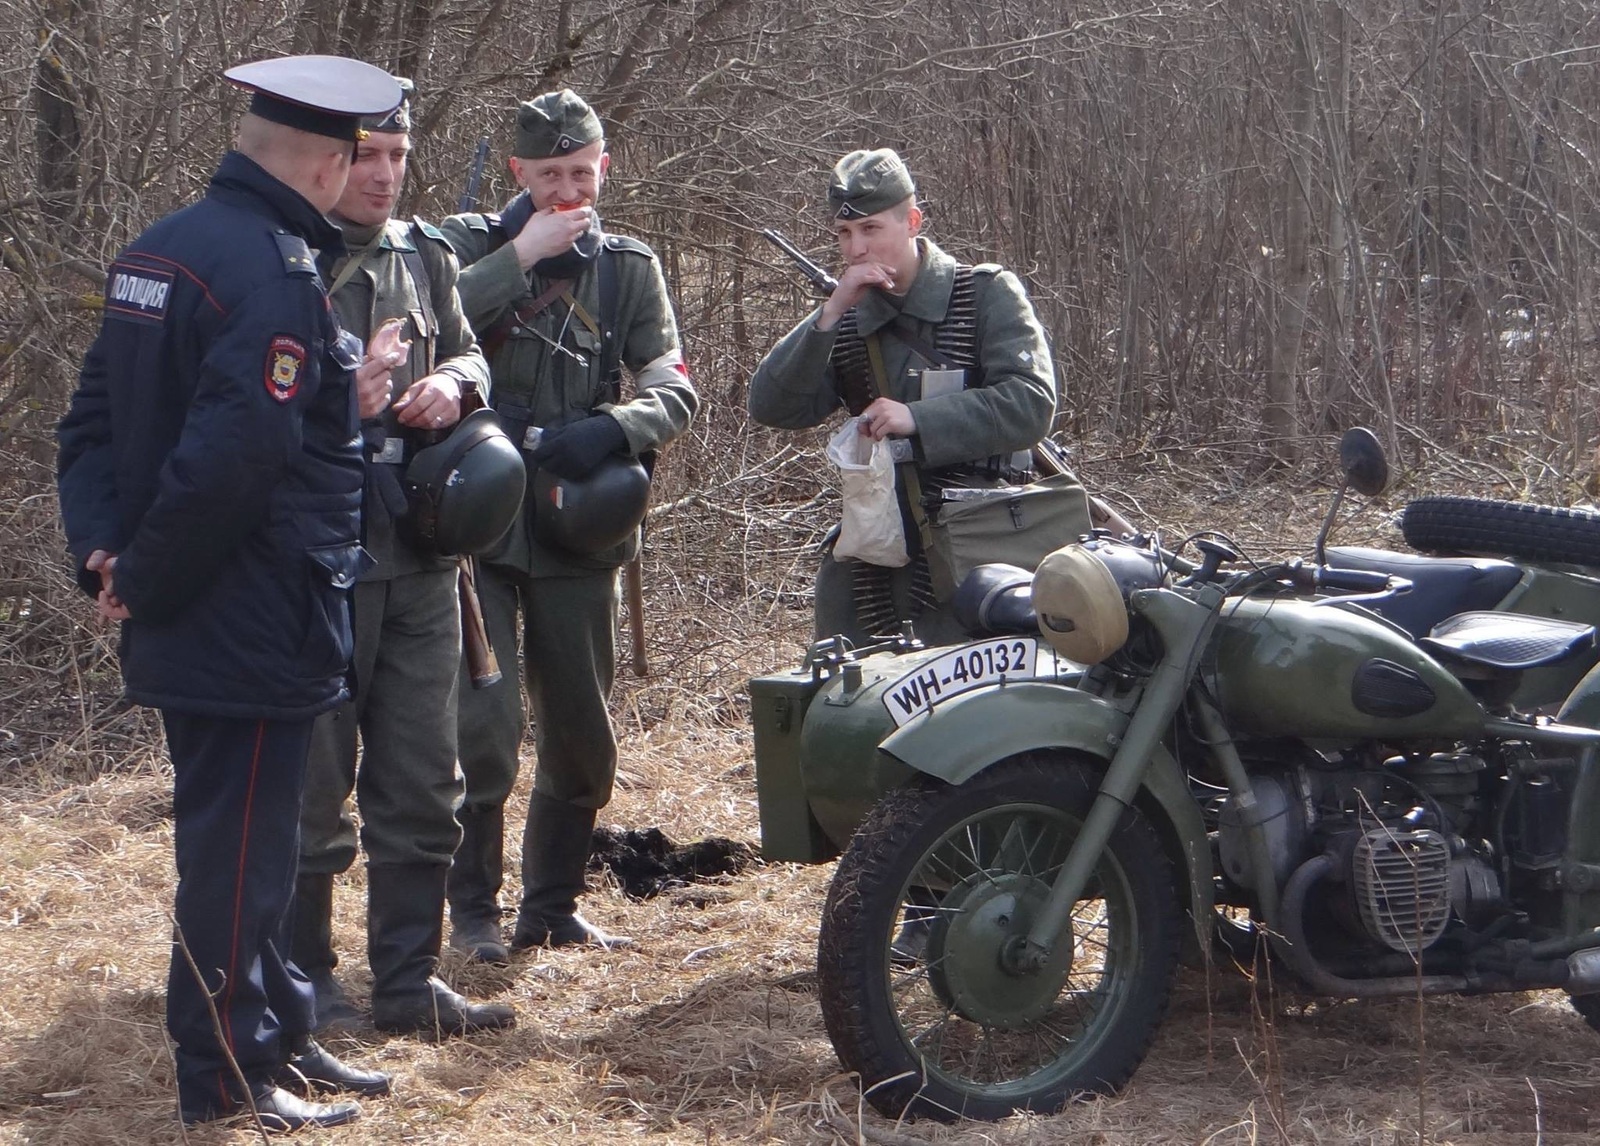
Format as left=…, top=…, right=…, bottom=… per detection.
left=6, top=441, right=1600, bottom=1144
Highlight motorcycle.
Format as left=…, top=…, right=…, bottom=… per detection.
left=749, top=429, right=1600, bottom=1122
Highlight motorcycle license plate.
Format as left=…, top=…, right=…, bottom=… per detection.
left=882, top=638, right=1040, bottom=727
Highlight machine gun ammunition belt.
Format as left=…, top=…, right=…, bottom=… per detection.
left=829, top=266, right=980, bottom=415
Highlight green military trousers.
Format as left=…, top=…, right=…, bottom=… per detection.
left=456, top=562, right=620, bottom=811
left=300, top=568, right=465, bottom=873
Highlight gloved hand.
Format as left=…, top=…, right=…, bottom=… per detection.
left=529, top=414, right=627, bottom=478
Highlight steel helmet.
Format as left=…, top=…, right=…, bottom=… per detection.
left=402, top=408, right=526, bottom=556
left=532, top=453, right=651, bottom=554
left=1030, top=542, right=1129, bottom=664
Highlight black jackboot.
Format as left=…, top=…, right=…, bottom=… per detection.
left=446, top=804, right=510, bottom=964
left=510, top=792, right=633, bottom=951
left=367, top=862, right=515, bottom=1040
left=289, top=872, right=362, bottom=1031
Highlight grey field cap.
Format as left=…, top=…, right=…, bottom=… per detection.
left=224, top=54, right=403, bottom=142
left=827, top=148, right=916, bottom=220
left=514, top=89, right=604, bottom=158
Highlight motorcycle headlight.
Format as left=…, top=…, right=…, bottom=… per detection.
left=1032, top=542, right=1131, bottom=664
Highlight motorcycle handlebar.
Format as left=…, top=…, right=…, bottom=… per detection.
left=1315, top=567, right=1396, bottom=592
left=1282, top=560, right=1411, bottom=595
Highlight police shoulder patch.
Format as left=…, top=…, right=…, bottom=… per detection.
left=603, top=234, right=654, bottom=258
left=265, top=334, right=308, bottom=403
left=105, top=257, right=176, bottom=325
left=274, top=232, right=317, bottom=277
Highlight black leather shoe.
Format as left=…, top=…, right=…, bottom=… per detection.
left=449, top=913, right=511, bottom=965
left=511, top=911, right=634, bottom=951
left=278, top=1037, right=391, bottom=1097
left=181, top=1086, right=362, bottom=1131
left=372, top=976, right=515, bottom=1040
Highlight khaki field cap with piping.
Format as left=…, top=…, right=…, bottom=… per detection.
left=223, top=54, right=404, bottom=142
left=1031, top=543, right=1130, bottom=664
left=515, top=89, right=604, bottom=158
left=827, top=148, right=915, bottom=220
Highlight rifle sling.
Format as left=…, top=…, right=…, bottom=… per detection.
left=864, top=332, right=933, bottom=553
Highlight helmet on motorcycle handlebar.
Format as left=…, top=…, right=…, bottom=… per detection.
left=403, top=408, right=527, bottom=557
left=1031, top=543, right=1129, bottom=664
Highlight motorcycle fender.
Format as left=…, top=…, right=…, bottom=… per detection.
left=879, top=682, right=1214, bottom=957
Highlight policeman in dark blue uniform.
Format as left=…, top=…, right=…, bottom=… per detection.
left=57, top=55, right=404, bottom=1133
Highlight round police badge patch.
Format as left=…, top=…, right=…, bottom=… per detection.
left=266, top=335, right=307, bottom=403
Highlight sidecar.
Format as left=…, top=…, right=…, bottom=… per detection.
left=750, top=619, right=1216, bottom=915
left=752, top=632, right=1089, bottom=863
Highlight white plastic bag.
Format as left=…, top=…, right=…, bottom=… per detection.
left=827, top=416, right=909, bottom=567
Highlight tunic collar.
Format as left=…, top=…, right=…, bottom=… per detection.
left=850, top=237, right=956, bottom=336
left=331, top=217, right=416, bottom=254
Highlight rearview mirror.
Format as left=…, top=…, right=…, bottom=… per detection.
left=1339, top=427, right=1389, bottom=497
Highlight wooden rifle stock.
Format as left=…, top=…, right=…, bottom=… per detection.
left=1031, top=440, right=1139, bottom=539
left=458, top=556, right=501, bottom=689
left=623, top=555, right=648, bottom=677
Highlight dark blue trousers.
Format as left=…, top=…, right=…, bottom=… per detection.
left=163, top=712, right=317, bottom=1115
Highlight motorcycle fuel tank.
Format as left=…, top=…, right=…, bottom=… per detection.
left=1209, top=597, right=1485, bottom=740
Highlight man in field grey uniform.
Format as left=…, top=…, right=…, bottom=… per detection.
left=441, top=90, right=697, bottom=959
left=295, top=81, right=514, bottom=1035
left=749, top=149, right=1058, bottom=645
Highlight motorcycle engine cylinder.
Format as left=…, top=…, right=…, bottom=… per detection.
left=1351, top=827, right=1451, bottom=954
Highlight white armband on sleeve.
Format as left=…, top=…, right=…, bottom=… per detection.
left=634, top=348, right=689, bottom=390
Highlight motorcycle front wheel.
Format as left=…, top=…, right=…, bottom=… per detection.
left=816, top=752, right=1183, bottom=1122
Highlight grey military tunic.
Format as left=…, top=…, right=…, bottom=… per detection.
left=441, top=211, right=697, bottom=809
left=748, top=236, right=1057, bottom=644
left=300, top=216, right=492, bottom=872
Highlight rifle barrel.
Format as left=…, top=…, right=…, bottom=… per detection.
left=762, top=229, right=838, bottom=295
left=457, top=136, right=491, bottom=214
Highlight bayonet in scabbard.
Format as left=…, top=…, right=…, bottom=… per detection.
left=762, top=228, right=838, bottom=295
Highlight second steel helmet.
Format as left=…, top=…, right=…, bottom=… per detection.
left=531, top=453, right=651, bottom=554
left=402, top=409, right=526, bottom=557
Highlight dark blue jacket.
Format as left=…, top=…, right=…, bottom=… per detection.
left=57, top=151, right=370, bottom=720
